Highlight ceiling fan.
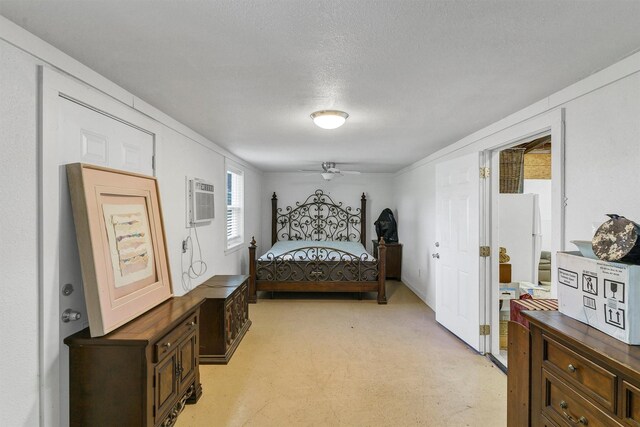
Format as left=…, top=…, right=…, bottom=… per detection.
left=299, top=162, right=361, bottom=180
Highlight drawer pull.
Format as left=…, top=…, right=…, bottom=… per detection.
left=559, top=401, right=588, bottom=425
left=187, top=321, right=196, bottom=327
left=567, top=364, right=577, bottom=373
left=164, top=342, right=171, bottom=348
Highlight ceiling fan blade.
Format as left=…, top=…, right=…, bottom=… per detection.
left=298, top=169, right=322, bottom=172
left=340, top=170, right=361, bottom=174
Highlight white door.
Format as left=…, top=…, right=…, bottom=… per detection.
left=435, top=152, right=481, bottom=351
left=57, top=96, right=154, bottom=426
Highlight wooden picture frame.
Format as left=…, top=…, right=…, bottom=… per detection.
left=66, top=163, right=173, bottom=337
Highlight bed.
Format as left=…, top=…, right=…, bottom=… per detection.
left=248, top=190, right=387, bottom=304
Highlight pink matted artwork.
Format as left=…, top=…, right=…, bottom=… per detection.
left=66, top=163, right=173, bottom=337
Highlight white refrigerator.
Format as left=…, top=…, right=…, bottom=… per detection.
left=499, top=193, right=542, bottom=285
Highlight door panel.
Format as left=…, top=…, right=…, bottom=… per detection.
left=178, top=332, right=197, bottom=392
left=155, top=353, right=179, bottom=421
left=458, top=271, right=471, bottom=320
left=57, top=96, right=154, bottom=426
left=435, top=152, right=481, bottom=351
left=80, top=129, right=109, bottom=164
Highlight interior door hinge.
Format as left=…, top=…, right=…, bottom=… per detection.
left=152, top=155, right=156, bottom=170
left=480, top=167, right=490, bottom=178
left=479, top=324, right=491, bottom=335
left=479, top=246, right=491, bottom=257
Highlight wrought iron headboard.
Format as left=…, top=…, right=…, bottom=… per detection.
left=271, top=190, right=367, bottom=246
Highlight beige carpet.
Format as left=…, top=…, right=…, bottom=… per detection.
left=177, top=282, right=507, bottom=427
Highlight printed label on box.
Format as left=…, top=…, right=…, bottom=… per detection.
left=582, top=273, right=598, bottom=295
left=558, top=268, right=578, bottom=289
left=583, top=296, right=596, bottom=310
left=604, top=279, right=625, bottom=303
left=604, top=305, right=625, bottom=330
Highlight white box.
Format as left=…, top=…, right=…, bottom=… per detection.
left=557, top=251, right=640, bottom=344
left=499, top=286, right=517, bottom=301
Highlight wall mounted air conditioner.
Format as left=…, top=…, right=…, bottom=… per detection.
left=187, top=177, right=214, bottom=225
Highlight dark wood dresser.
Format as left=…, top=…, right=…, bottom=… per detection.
left=525, top=311, right=640, bottom=427
left=188, top=275, right=251, bottom=364
left=64, top=296, right=204, bottom=427
left=372, top=240, right=402, bottom=280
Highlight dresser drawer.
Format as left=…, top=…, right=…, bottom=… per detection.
left=540, top=413, right=559, bottom=427
left=623, top=381, right=640, bottom=426
left=542, top=369, right=622, bottom=427
left=155, top=313, right=198, bottom=362
left=543, top=334, right=617, bottom=412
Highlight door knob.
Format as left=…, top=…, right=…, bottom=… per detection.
left=432, top=253, right=440, bottom=259
left=61, top=309, right=82, bottom=323
left=435, top=242, right=440, bottom=247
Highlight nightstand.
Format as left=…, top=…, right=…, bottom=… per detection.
left=372, top=240, right=402, bottom=280
left=188, top=275, right=251, bottom=364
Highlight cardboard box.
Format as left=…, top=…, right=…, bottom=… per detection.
left=557, top=251, right=640, bottom=344
left=499, top=320, right=508, bottom=350
left=519, top=282, right=551, bottom=298
left=499, top=263, right=512, bottom=283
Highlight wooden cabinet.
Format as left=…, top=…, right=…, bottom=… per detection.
left=372, top=240, right=402, bottom=280
left=188, top=275, right=251, bottom=364
left=64, top=296, right=204, bottom=427
left=525, top=311, right=640, bottom=427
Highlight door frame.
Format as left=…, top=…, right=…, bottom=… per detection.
left=480, top=108, right=565, bottom=356
left=39, top=66, right=163, bottom=426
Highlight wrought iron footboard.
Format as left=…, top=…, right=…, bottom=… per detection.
left=256, top=246, right=379, bottom=282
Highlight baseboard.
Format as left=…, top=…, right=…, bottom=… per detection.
left=487, top=353, right=507, bottom=374
left=400, top=277, right=434, bottom=311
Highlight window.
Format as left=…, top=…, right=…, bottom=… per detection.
left=226, top=165, right=244, bottom=250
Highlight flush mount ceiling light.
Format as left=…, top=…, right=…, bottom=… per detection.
left=310, top=110, right=349, bottom=130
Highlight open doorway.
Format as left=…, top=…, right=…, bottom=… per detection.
left=491, top=134, right=552, bottom=367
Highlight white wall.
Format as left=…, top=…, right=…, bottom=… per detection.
left=394, top=163, right=436, bottom=303
left=0, top=39, right=40, bottom=427
left=261, top=173, right=395, bottom=254
left=563, top=74, right=640, bottom=243
left=394, top=65, right=640, bottom=310
left=0, top=32, right=263, bottom=426
left=157, top=127, right=262, bottom=296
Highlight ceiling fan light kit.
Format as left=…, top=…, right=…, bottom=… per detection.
left=299, top=162, right=361, bottom=180
left=310, top=110, right=349, bottom=129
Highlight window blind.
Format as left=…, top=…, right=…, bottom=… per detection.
left=226, top=168, right=244, bottom=249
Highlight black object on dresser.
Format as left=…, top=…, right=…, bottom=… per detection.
left=188, top=275, right=251, bottom=364
left=373, top=239, right=402, bottom=280
left=64, top=296, right=205, bottom=427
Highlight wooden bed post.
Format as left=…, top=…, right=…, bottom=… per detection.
left=377, top=237, right=387, bottom=304
left=361, top=192, right=367, bottom=247
left=248, top=237, right=257, bottom=303
left=271, top=192, right=278, bottom=245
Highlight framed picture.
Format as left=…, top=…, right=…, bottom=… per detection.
left=66, top=163, right=173, bottom=337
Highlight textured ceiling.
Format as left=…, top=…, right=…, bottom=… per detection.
left=2, top=1, right=640, bottom=172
